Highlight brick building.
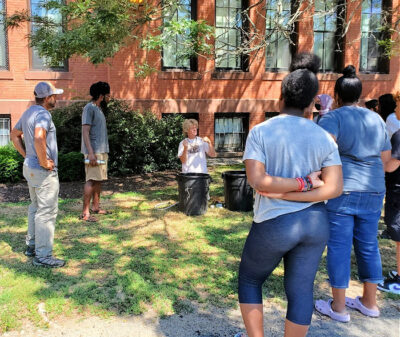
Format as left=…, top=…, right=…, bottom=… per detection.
left=0, top=0, right=399, bottom=154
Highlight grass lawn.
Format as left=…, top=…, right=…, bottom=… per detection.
left=0, top=164, right=398, bottom=333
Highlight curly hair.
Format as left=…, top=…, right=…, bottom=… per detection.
left=89, top=81, right=110, bottom=101
left=289, top=52, right=321, bottom=74
left=282, top=69, right=319, bottom=110
left=182, top=119, right=198, bottom=137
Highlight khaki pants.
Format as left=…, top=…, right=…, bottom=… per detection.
left=23, top=165, right=59, bottom=258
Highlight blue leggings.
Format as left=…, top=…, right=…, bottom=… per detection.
left=238, top=203, right=329, bottom=325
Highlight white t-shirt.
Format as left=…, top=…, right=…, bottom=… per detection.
left=386, top=113, right=400, bottom=139
left=178, top=136, right=210, bottom=173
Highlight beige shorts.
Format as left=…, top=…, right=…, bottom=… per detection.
left=84, top=153, right=108, bottom=181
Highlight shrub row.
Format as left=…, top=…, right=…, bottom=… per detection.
left=0, top=146, right=84, bottom=183
left=1, top=99, right=183, bottom=183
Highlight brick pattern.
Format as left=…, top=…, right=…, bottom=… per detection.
left=1, top=0, right=399, bottom=137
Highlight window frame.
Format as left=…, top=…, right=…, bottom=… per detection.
left=313, top=0, right=345, bottom=73
left=265, top=0, right=298, bottom=72
left=265, top=111, right=280, bottom=120
left=214, top=112, right=249, bottom=152
left=214, top=0, right=250, bottom=72
left=359, top=0, right=391, bottom=74
left=29, top=0, right=68, bottom=71
left=0, top=114, right=11, bottom=146
left=161, top=0, right=198, bottom=71
left=0, top=0, right=9, bottom=70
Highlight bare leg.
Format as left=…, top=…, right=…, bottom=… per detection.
left=360, top=282, right=379, bottom=311
left=91, top=181, right=102, bottom=211
left=331, top=288, right=347, bottom=313
left=284, top=319, right=309, bottom=337
left=83, top=180, right=95, bottom=216
left=239, top=303, right=264, bottom=337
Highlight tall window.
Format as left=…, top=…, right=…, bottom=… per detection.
left=162, top=0, right=196, bottom=70
left=265, top=0, right=294, bottom=71
left=313, top=0, right=344, bottom=72
left=0, top=0, right=8, bottom=70
left=360, top=0, right=390, bottom=73
left=215, top=0, right=249, bottom=71
left=30, top=0, right=66, bottom=70
left=214, top=113, right=249, bottom=152
left=0, top=115, right=10, bottom=146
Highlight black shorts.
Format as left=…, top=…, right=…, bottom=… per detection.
left=385, top=191, right=400, bottom=242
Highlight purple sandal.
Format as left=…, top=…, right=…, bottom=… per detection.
left=345, top=296, right=380, bottom=318
left=315, top=299, right=350, bottom=323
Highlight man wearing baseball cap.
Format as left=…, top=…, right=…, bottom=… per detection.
left=10, top=81, right=65, bottom=268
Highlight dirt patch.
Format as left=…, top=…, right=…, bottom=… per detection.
left=0, top=170, right=180, bottom=203
left=1, top=297, right=399, bottom=337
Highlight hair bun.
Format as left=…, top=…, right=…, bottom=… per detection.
left=289, top=53, right=321, bottom=74
left=342, top=65, right=356, bottom=78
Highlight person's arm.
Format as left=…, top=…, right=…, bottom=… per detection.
left=34, top=127, right=54, bottom=170
left=245, top=159, right=324, bottom=193
left=382, top=149, right=400, bottom=173
left=261, top=165, right=343, bottom=202
left=203, top=136, right=217, bottom=158
left=10, top=128, right=26, bottom=158
left=82, top=124, right=97, bottom=166
left=178, top=139, right=188, bottom=164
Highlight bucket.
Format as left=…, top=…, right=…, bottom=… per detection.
left=222, top=170, right=253, bottom=212
left=177, top=173, right=210, bottom=216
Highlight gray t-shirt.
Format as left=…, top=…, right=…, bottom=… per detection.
left=14, top=105, right=58, bottom=170
left=81, top=102, right=109, bottom=154
left=243, top=115, right=342, bottom=223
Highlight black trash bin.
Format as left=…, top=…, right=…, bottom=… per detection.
left=222, top=170, right=253, bottom=212
left=177, top=173, right=210, bottom=216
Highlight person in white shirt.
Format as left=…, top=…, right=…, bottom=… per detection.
left=178, top=119, right=216, bottom=173
left=378, top=93, right=399, bottom=139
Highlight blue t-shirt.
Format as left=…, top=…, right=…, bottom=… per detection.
left=319, top=106, right=391, bottom=192
left=14, top=105, right=58, bottom=170
left=243, top=115, right=342, bottom=222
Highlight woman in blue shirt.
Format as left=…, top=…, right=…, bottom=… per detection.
left=315, top=65, right=392, bottom=322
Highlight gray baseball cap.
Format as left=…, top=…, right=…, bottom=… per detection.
left=34, top=81, right=64, bottom=98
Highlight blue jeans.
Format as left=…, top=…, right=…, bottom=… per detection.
left=326, top=191, right=384, bottom=288
left=238, top=203, right=329, bottom=325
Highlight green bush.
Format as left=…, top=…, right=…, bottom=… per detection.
left=53, top=99, right=183, bottom=176
left=58, top=152, right=85, bottom=182
left=52, top=101, right=86, bottom=154
left=0, top=145, right=24, bottom=183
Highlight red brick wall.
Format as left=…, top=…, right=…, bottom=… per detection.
left=1, top=0, right=399, bottom=137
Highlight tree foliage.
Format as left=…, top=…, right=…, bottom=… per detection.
left=5, top=0, right=214, bottom=67
left=3, top=0, right=399, bottom=72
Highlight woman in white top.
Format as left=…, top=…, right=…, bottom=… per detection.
left=178, top=119, right=216, bottom=173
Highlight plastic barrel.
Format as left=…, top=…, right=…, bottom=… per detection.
left=222, top=170, right=253, bottom=212
left=177, top=173, right=210, bottom=216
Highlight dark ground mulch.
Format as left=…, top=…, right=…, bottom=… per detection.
left=0, top=170, right=180, bottom=203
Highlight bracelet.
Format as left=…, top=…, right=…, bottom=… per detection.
left=295, top=177, right=303, bottom=191
left=306, top=175, right=313, bottom=190
left=296, top=176, right=312, bottom=192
